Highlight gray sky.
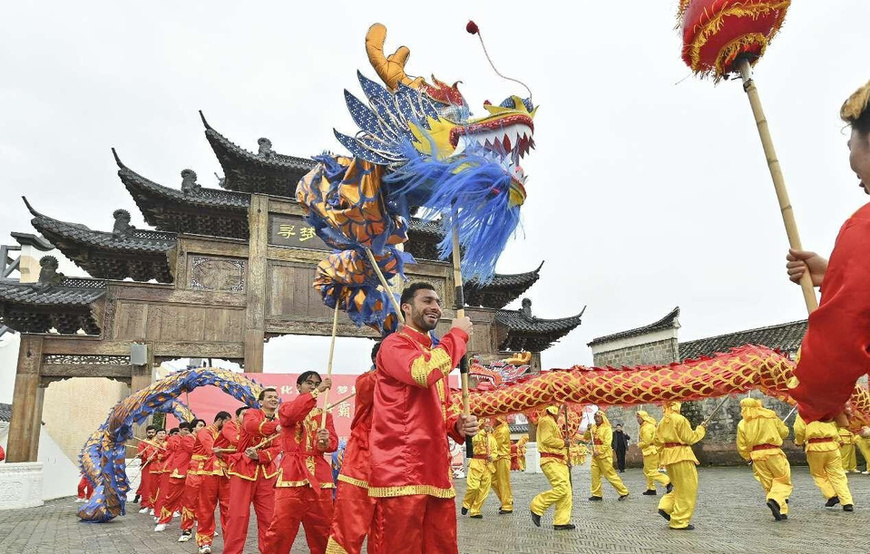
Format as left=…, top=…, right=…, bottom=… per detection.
left=2, top=1, right=868, bottom=373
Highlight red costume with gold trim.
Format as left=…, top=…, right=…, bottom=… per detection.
left=327, top=369, right=383, bottom=554
left=151, top=439, right=170, bottom=514
left=194, top=423, right=231, bottom=548
left=137, top=440, right=158, bottom=508
left=223, top=409, right=280, bottom=554
left=793, top=203, right=870, bottom=421
left=264, top=391, right=338, bottom=554
left=158, top=433, right=194, bottom=524
left=370, top=326, right=468, bottom=554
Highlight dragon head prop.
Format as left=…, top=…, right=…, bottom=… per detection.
left=334, top=23, right=537, bottom=282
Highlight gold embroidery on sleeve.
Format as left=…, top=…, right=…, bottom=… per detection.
left=410, top=349, right=453, bottom=387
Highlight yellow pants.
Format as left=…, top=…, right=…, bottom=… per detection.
left=462, top=460, right=493, bottom=516
left=530, top=462, right=572, bottom=525
left=658, top=460, right=698, bottom=529
left=807, top=450, right=853, bottom=505
left=839, top=444, right=857, bottom=472
left=491, top=458, right=514, bottom=511
left=642, top=453, right=670, bottom=491
left=856, top=437, right=870, bottom=470
left=518, top=456, right=526, bottom=472
left=590, top=455, right=629, bottom=497
left=751, top=451, right=793, bottom=514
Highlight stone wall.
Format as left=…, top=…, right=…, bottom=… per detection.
left=592, top=338, right=678, bottom=368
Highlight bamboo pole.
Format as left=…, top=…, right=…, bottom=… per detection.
left=451, top=215, right=474, bottom=459
left=562, top=404, right=573, bottom=488
left=364, top=247, right=405, bottom=325
left=701, top=396, right=731, bottom=428
left=321, top=302, right=341, bottom=427
left=736, top=58, right=818, bottom=313
left=325, top=391, right=357, bottom=411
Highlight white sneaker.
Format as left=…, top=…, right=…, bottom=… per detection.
left=148, top=509, right=154, bottom=516
left=198, top=546, right=212, bottom=554
left=154, top=523, right=167, bottom=532
left=173, top=511, right=181, bottom=518
left=75, top=498, right=85, bottom=503
left=178, top=532, right=192, bottom=542
left=138, top=507, right=149, bottom=514
left=862, top=471, right=869, bottom=475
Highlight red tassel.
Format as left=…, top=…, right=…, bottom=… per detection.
left=466, top=20, right=479, bottom=35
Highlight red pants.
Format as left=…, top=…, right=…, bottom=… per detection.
left=263, top=486, right=334, bottom=554
left=377, top=495, right=458, bottom=554
left=196, top=474, right=230, bottom=547
left=158, top=476, right=187, bottom=524
left=137, top=466, right=153, bottom=505
left=77, top=476, right=93, bottom=499
left=151, top=472, right=169, bottom=513
left=327, top=481, right=382, bottom=554
left=223, top=474, right=276, bottom=554
left=180, top=473, right=202, bottom=532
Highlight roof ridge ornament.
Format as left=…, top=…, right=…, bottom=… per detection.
left=34, top=255, right=65, bottom=290
left=180, top=169, right=201, bottom=195
left=112, top=209, right=135, bottom=238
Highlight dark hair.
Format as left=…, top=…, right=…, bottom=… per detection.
left=156, top=428, right=166, bottom=433
left=258, top=387, right=278, bottom=401
left=145, top=425, right=157, bottom=432
left=371, top=341, right=381, bottom=363
left=191, top=419, right=206, bottom=428
left=178, top=422, right=190, bottom=430
left=297, top=371, right=321, bottom=386
left=169, top=427, right=179, bottom=435
left=235, top=406, right=249, bottom=417
left=400, top=282, right=436, bottom=316
left=854, top=109, right=870, bottom=137
left=214, top=411, right=232, bottom=422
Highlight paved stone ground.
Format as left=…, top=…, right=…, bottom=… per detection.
left=2, top=465, right=870, bottom=553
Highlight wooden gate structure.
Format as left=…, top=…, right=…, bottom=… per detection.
left=0, top=114, right=584, bottom=463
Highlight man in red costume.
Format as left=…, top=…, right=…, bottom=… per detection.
left=194, top=411, right=233, bottom=554
left=134, top=425, right=157, bottom=506
left=327, top=343, right=382, bottom=554
left=370, top=282, right=478, bottom=554
left=155, top=422, right=195, bottom=532
left=223, top=389, right=281, bottom=554
left=177, top=418, right=207, bottom=542
left=786, top=79, right=870, bottom=422
left=263, top=371, right=336, bottom=553
left=150, top=428, right=170, bottom=517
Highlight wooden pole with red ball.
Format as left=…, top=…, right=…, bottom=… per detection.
left=679, top=0, right=818, bottom=314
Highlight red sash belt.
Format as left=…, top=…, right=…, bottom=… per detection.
left=662, top=443, right=684, bottom=448
left=751, top=444, right=779, bottom=451
left=541, top=452, right=566, bottom=460
left=808, top=437, right=835, bottom=444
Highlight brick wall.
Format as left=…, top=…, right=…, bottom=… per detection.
left=593, top=338, right=678, bottom=368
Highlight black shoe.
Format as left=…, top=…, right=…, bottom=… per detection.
left=618, top=494, right=629, bottom=501
left=470, top=514, right=483, bottom=519
left=133, top=495, right=141, bottom=504
left=461, top=506, right=468, bottom=515
left=554, top=524, right=576, bottom=531
left=498, top=509, right=513, bottom=515
left=642, top=489, right=657, bottom=496
left=530, top=511, right=541, bottom=527
left=619, top=470, right=625, bottom=473
left=658, top=509, right=671, bottom=522
left=588, top=496, right=603, bottom=501
left=670, top=524, right=694, bottom=531
left=843, top=504, right=854, bottom=512
left=767, top=499, right=782, bottom=521
left=666, top=483, right=674, bottom=494
left=825, top=496, right=840, bottom=507
left=781, top=514, right=788, bottom=520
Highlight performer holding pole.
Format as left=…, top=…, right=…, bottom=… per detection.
left=452, top=221, right=474, bottom=461
left=654, top=401, right=706, bottom=530
left=529, top=406, right=574, bottom=530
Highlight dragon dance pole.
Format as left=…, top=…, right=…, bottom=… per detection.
left=451, top=215, right=474, bottom=460
left=700, top=396, right=731, bottom=428
left=364, top=247, right=405, bottom=325
left=321, top=303, right=341, bottom=428
left=325, top=391, right=357, bottom=411
left=561, top=404, right=573, bottom=488
left=736, top=57, right=818, bottom=314
left=783, top=405, right=798, bottom=423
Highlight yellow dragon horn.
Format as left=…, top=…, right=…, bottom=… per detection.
left=365, top=23, right=424, bottom=91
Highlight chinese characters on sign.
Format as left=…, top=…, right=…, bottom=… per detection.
left=268, top=214, right=329, bottom=250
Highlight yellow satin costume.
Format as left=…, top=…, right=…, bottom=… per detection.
left=462, top=429, right=497, bottom=517
left=794, top=416, right=853, bottom=506
left=735, top=398, right=792, bottom=517
left=530, top=407, right=572, bottom=525
left=637, top=410, right=671, bottom=492
left=838, top=427, right=858, bottom=472
left=855, top=428, right=870, bottom=473
left=581, top=412, right=629, bottom=499
left=655, top=401, right=705, bottom=529
left=491, top=418, right=514, bottom=512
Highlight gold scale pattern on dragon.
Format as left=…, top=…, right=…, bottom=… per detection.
left=465, top=345, right=870, bottom=430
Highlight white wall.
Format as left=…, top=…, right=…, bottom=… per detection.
left=0, top=422, right=80, bottom=500
left=0, top=332, right=20, bottom=404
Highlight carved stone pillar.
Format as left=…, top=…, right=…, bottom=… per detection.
left=8, top=335, right=44, bottom=462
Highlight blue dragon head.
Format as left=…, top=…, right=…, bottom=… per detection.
left=332, top=23, right=537, bottom=282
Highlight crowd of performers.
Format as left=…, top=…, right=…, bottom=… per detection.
left=111, top=78, right=870, bottom=552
